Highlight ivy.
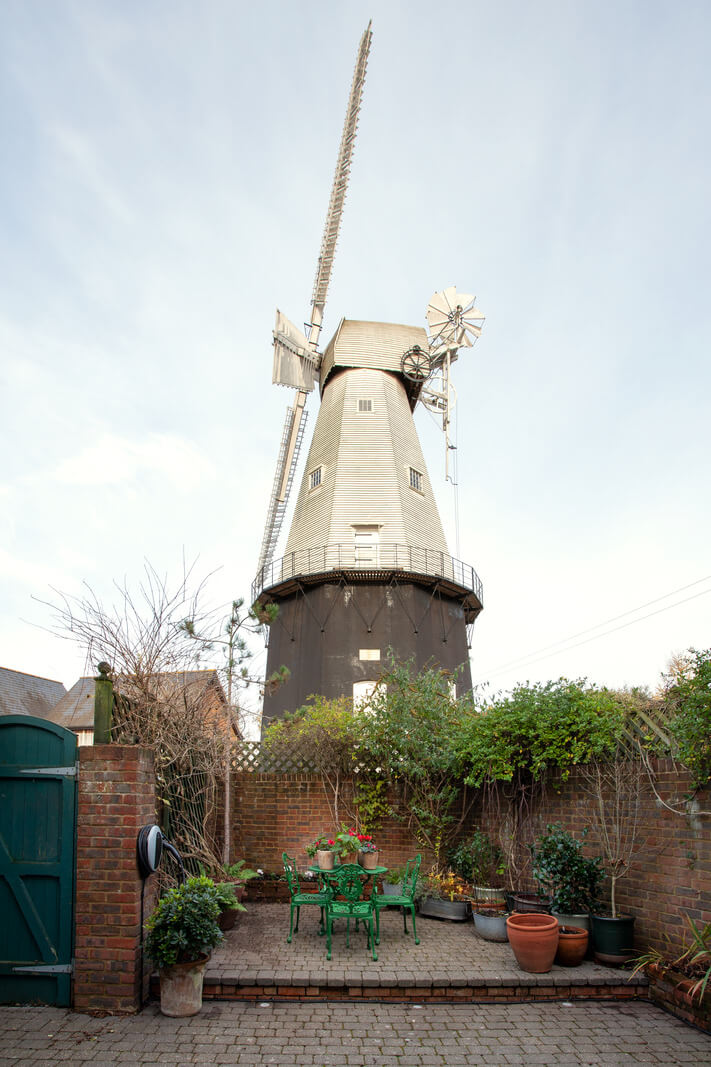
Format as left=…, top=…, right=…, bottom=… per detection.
left=457, top=678, right=626, bottom=788
left=663, top=647, right=711, bottom=787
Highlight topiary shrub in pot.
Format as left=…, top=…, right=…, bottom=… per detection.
left=531, top=823, right=603, bottom=933
left=145, top=875, right=223, bottom=1017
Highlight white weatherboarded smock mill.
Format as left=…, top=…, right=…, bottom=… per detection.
left=251, top=23, right=485, bottom=732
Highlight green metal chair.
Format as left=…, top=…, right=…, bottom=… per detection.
left=372, top=853, right=421, bottom=945
left=325, top=862, right=378, bottom=962
left=282, top=852, right=331, bottom=943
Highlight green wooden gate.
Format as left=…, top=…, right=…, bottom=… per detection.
left=0, top=715, right=77, bottom=1006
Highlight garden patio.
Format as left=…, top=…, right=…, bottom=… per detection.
left=178, top=902, right=649, bottom=1006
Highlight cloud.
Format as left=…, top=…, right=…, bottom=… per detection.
left=51, top=432, right=215, bottom=489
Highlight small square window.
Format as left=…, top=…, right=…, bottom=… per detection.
left=358, top=398, right=373, bottom=412
left=309, top=466, right=322, bottom=490
left=409, top=467, right=423, bottom=492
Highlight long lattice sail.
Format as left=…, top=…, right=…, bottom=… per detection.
left=310, top=20, right=372, bottom=324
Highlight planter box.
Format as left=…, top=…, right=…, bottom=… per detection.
left=419, top=898, right=471, bottom=922
left=647, top=963, right=711, bottom=1035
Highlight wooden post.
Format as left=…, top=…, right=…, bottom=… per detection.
left=93, top=661, right=113, bottom=744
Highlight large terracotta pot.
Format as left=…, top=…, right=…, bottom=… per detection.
left=555, top=924, right=589, bottom=967
left=358, top=850, right=379, bottom=870
left=159, top=954, right=209, bottom=1017
left=506, top=912, right=559, bottom=973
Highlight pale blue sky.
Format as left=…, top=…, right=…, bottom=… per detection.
left=1, top=0, right=709, bottom=710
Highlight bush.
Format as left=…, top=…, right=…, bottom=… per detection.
left=663, top=648, right=711, bottom=787
left=448, top=830, right=505, bottom=886
left=530, top=823, right=603, bottom=914
left=144, top=875, right=223, bottom=969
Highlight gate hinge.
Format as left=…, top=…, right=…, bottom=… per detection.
left=19, top=762, right=78, bottom=778
left=13, top=962, right=74, bottom=975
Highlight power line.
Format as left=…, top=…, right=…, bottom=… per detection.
left=475, top=575, right=711, bottom=681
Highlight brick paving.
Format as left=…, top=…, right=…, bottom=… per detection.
left=1, top=1000, right=710, bottom=1065
left=199, top=904, right=648, bottom=1003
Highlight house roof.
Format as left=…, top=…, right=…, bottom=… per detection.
left=48, top=676, right=96, bottom=731
left=0, top=666, right=67, bottom=718
left=46, top=669, right=239, bottom=736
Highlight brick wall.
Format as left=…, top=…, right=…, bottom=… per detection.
left=231, top=760, right=710, bottom=956
left=74, top=745, right=157, bottom=1013
left=231, top=774, right=436, bottom=873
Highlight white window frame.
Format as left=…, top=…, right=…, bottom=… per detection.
left=409, top=466, right=424, bottom=493
left=309, top=466, right=322, bottom=491
left=357, top=398, right=374, bottom=413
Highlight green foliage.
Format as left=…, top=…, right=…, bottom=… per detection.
left=530, top=823, right=603, bottom=913
left=448, top=830, right=505, bottom=886
left=222, top=859, right=260, bottom=883
left=213, top=881, right=247, bottom=914
left=353, top=778, right=390, bottom=835
left=457, top=679, right=626, bottom=787
left=663, top=648, right=711, bottom=787
left=360, top=658, right=474, bottom=868
left=144, top=875, right=223, bottom=969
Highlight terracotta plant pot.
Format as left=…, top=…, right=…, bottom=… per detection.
left=159, top=954, right=209, bottom=1017
left=555, top=924, right=589, bottom=967
left=358, top=850, right=379, bottom=870
left=316, top=849, right=335, bottom=870
left=506, top=912, right=559, bottom=973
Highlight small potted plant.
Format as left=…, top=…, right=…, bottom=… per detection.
left=145, top=875, right=223, bottom=1017
left=382, top=866, right=406, bottom=896
left=355, top=833, right=379, bottom=870
left=216, top=859, right=260, bottom=930
left=305, top=833, right=341, bottom=870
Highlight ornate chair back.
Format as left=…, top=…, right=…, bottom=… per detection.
left=400, top=853, right=422, bottom=902
left=330, top=862, right=373, bottom=913
left=282, top=852, right=301, bottom=899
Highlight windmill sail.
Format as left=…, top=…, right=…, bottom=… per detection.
left=255, top=22, right=372, bottom=576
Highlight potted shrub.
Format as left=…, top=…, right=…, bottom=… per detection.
left=449, top=830, right=506, bottom=907
left=145, top=875, right=223, bottom=1017
left=531, top=823, right=603, bottom=933
left=579, top=752, right=647, bottom=965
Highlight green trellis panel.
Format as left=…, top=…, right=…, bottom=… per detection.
left=0, top=715, right=77, bottom=1007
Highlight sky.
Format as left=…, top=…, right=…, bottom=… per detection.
left=2, top=0, right=710, bottom=726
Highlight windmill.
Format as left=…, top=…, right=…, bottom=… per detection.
left=252, top=23, right=485, bottom=731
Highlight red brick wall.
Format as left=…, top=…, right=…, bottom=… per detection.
left=231, top=774, right=435, bottom=873
left=74, top=745, right=157, bottom=1013
left=231, top=760, right=710, bottom=956
left=531, top=760, right=710, bottom=957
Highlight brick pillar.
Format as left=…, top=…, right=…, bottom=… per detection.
left=74, top=745, right=156, bottom=1013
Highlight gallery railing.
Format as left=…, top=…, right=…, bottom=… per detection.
left=252, top=543, right=483, bottom=606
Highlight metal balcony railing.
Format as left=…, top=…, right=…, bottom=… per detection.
left=251, top=543, right=483, bottom=606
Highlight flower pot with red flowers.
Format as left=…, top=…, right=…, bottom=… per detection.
left=506, top=912, right=560, bottom=973
left=355, top=834, right=379, bottom=869
left=305, top=834, right=342, bottom=870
